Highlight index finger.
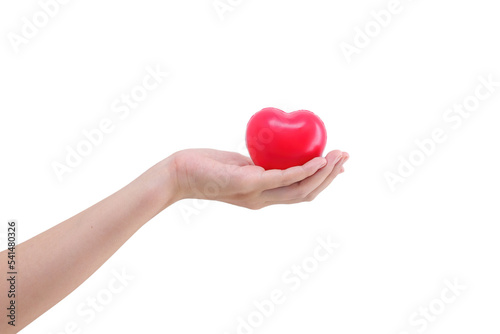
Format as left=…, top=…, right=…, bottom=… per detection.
left=256, top=156, right=327, bottom=190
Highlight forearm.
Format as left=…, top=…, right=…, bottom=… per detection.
left=0, top=147, right=347, bottom=332
left=0, top=159, right=176, bottom=332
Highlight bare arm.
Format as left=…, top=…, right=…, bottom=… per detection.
left=0, top=148, right=348, bottom=332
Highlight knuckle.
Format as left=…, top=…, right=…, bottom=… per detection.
left=245, top=200, right=263, bottom=210
left=304, top=193, right=316, bottom=202
left=248, top=203, right=262, bottom=210
left=281, top=168, right=301, bottom=186
left=280, top=173, right=292, bottom=186
left=294, top=187, right=309, bottom=199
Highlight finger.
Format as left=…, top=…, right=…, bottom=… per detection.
left=304, top=152, right=349, bottom=200
left=262, top=152, right=347, bottom=206
left=261, top=151, right=343, bottom=202
left=256, top=156, right=329, bottom=190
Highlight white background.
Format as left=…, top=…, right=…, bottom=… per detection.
left=1, top=0, right=500, bottom=333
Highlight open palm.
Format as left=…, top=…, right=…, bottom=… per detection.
left=170, top=148, right=349, bottom=209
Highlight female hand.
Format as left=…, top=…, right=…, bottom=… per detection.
left=167, top=148, right=349, bottom=209
left=1, top=147, right=348, bottom=333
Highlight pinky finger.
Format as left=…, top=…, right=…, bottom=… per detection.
left=305, top=153, right=349, bottom=200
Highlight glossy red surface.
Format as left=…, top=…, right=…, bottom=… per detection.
left=246, top=107, right=327, bottom=170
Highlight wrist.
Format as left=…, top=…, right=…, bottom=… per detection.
left=150, top=155, right=182, bottom=210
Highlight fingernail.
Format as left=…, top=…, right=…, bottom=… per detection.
left=333, top=154, right=343, bottom=164
left=319, top=158, right=327, bottom=168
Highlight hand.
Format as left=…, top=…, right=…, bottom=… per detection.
left=167, top=148, right=349, bottom=209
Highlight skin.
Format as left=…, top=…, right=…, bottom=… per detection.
left=0, top=148, right=349, bottom=332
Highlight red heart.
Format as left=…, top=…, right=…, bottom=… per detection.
left=246, top=108, right=327, bottom=170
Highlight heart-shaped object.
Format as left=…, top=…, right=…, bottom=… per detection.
left=246, top=107, right=327, bottom=170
